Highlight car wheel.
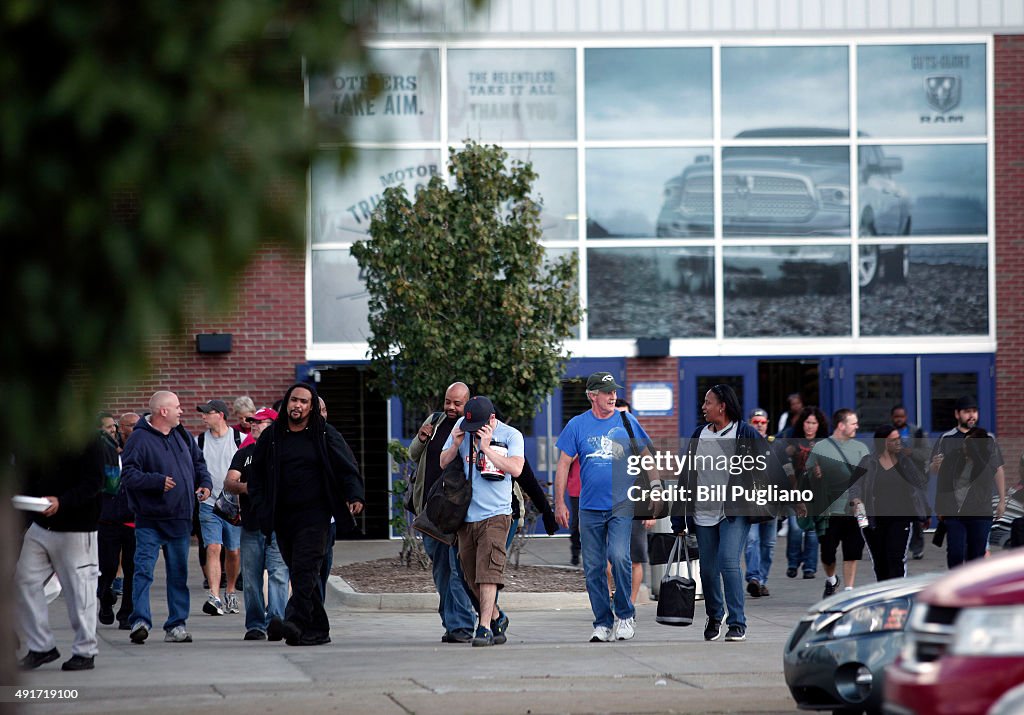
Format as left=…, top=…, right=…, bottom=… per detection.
left=859, top=245, right=879, bottom=290
left=881, top=245, right=908, bottom=285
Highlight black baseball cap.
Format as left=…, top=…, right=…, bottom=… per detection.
left=197, top=399, right=229, bottom=416
left=586, top=372, right=623, bottom=393
left=955, top=395, right=978, bottom=411
left=461, top=396, right=495, bottom=433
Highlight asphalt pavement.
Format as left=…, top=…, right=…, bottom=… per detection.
left=13, top=532, right=951, bottom=715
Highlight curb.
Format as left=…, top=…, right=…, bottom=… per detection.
left=327, top=574, right=592, bottom=611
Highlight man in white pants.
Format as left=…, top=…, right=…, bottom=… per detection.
left=15, top=435, right=105, bottom=671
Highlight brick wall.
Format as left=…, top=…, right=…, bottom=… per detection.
left=995, top=35, right=1024, bottom=482
left=625, top=357, right=680, bottom=451
left=103, top=246, right=306, bottom=435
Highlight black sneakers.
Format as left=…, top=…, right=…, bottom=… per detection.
left=490, top=610, right=509, bottom=645
left=724, top=625, right=747, bottom=642
left=18, top=648, right=59, bottom=670
left=129, top=622, right=149, bottom=644
left=267, top=616, right=301, bottom=644
left=472, top=626, right=494, bottom=647
left=703, top=618, right=723, bottom=641
left=823, top=576, right=840, bottom=598
left=244, top=629, right=267, bottom=641
left=61, top=654, right=95, bottom=671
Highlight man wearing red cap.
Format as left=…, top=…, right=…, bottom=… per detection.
left=440, top=396, right=524, bottom=647
left=224, top=407, right=289, bottom=641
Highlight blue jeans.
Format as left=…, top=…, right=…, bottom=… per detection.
left=696, top=516, right=749, bottom=628
left=786, top=514, right=819, bottom=575
left=579, top=508, right=634, bottom=629
left=944, top=516, right=991, bottom=568
left=422, top=535, right=476, bottom=635
left=130, top=527, right=190, bottom=632
left=240, top=528, right=289, bottom=633
left=744, top=520, right=777, bottom=585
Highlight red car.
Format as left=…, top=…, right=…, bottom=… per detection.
left=885, top=549, right=1024, bottom=714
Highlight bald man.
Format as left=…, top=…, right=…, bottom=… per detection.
left=121, top=391, right=213, bottom=645
left=409, top=382, right=478, bottom=643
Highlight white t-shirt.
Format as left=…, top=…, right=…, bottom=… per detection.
left=202, top=429, right=238, bottom=495
left=694, top=422, right=736, bottom=527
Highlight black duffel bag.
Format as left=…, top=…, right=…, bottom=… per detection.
left=422, top=447, right=473, bottom=535
left=656, top=535, right=696, bottom=627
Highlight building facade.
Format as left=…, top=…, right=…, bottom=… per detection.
left=110, top=1, right=1024, bottom=537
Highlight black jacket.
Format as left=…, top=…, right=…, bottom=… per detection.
left=248, top=383, right=365, bottom=538
left=22, top=435, right=104, bottom=532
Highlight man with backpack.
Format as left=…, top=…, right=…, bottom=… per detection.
left=196, top=399, right=243, bottom=616
left=409, top=382, right=478, bottom=643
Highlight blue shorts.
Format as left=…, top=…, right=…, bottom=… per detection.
left=198, top=500, right=241, bottom=551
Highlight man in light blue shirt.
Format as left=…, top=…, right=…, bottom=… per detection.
left=440, top=396, right=524, bottom=647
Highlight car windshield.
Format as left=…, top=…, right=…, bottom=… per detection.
left=725, top=146, right=847, bottom=164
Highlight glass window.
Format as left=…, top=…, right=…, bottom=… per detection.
left=447, top=49, right=576, bottom=142
left=723, top=245, right=851, bottom=337
left=587, top=247, right=714, bottom=339
left=561, top=378, right=589, bottom=429
left=587, top=148, right=713, bottom=238
left=930, top=372, right=979, bottom=432
left=310, top=148, right=442, bottom=243
left=585, top=48, right=712, bottom=140
left=543, top=247, right=580, bottom=338
left=722, top=46, right=849, bottom=139
left=859, top=144, right=986, bottom=237
left=507, top=149, right=578, bottom=240
left=721, top=146, right=850, bottom=237
left=311, top=249, right=369, bottom=343
left=855, top=374, right=903, bottom=433
left=858, top=44, right=987, bottom=138
left=860, top=243, right=988, bottom=336
left=307, top=48, right=441, bottom=142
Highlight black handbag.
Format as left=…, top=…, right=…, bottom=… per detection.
left=423, top=440, right=474, bottom=535
left=647, top=532, right=698, bottom=565
left=620, top=412, right=668, bottom=521
left=212, top=491, right=241, bottom=526
left=655, top=535, right=696, bottom=627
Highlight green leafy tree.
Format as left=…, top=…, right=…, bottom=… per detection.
left=352, top=141, right=581, bottom=421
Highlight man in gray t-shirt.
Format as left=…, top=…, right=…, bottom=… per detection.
left=805, top=409, right=869, bottom=598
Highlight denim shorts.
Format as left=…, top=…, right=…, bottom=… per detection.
left=198, top=500, right=241, bottom=550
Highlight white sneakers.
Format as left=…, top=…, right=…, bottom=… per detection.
left=225, top=592, right=240, bottom=614
left=614, top=617, right=636, bottom=641
left=590, top=618, right=636, bottom=642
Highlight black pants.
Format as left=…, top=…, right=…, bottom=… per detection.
left=97, top=521, right=136, bottom=623
left=276, top=516, right=331, bottom=639
left=909, top=519, right=925, bottom=557
left=569, top=496, right=581, bottom=558
left=864, top=517, right=913, bottom=582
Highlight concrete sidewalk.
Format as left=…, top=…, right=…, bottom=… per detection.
left=14, top=534, right=951, bottom=715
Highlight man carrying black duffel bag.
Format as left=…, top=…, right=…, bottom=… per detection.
left=440, top=396, right=524, bottom=647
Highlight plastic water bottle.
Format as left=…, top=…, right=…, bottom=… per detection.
left=854, top=502, right=868, bottom=529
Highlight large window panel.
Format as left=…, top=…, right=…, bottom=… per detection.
left=544, top=247, right=580, bottom=338
left=448, top=49, right=576, bottom=142
left=311, top=249, right=369, bottom=343
left=858, top=44, right=987, bottom=138
left=308, top=48, right=441, bottom=142
left=721, top=146, right=850, bottom=237
left=859, top=144, right=986, bottom=236
left=588, top=148, right=713, bottom=238
left=859, top=243, right=988, bottom=336
left=723, top=245, right=851, bottom=337
left=311, top=148, right=442, bottom=243
left=585, top=48, right=712, bottom=140
left=722, top=46, right=849, bottom=138
left=587, top=247, right=714, bottom=339
left=507, top=149, right=578, bottom=240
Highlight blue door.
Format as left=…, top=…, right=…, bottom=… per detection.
left=679, top=357, right=758, bottom=436
left=834, top=356, right=917, bottom=435
left=920, top=355, right=995, bottom=436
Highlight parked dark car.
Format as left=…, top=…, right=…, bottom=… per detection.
left=784, top=573, right=941, bottom=715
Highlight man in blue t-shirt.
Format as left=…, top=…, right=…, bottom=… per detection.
left=440, top=396, right=524, bottom=647
left=554, top=372, right=661, bottom=643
